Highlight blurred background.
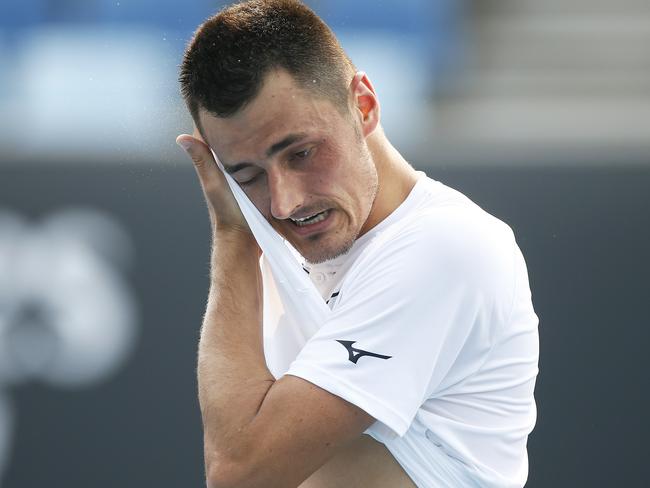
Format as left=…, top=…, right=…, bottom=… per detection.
left=0, top=0, right=648, bottom=486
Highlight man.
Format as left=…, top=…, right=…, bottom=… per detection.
left=176, top=1, right=539, bottom=487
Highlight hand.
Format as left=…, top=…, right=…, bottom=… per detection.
left=176, top=129, right=252, bottom=238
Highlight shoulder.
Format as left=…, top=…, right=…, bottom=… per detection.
left=372, top=191, right=516, bottom=281
left=338, top=188, right=520, bottom=324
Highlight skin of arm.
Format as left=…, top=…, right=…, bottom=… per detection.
left=177, top=132, right=380, bottom=488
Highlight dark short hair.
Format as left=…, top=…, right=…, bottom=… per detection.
left=179, top=0, right=356, bottom=132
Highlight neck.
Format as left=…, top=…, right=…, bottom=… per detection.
left=358, top=127, right=420, bottom=236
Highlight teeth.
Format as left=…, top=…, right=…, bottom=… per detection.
left=291, top=210, right=329, bottom=227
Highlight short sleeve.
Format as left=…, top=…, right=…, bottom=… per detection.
left=284, top=207, right=517, bottom=437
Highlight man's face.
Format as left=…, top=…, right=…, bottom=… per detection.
left=199, top=70, right=379, bottom=264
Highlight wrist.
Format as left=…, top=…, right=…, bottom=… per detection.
left=209, top=227, right=262, bottom=292
left=214, top=224, right=255, bottom=244
left=213, top=226, right=261, bottom=257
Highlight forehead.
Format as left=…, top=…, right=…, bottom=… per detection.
left=199, top=70, right=344, bottom=163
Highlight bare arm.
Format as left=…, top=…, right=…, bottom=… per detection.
left=198, top=229, right=274, bottom=475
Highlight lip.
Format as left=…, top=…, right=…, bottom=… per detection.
left=287, top=209, right=334, bottom=236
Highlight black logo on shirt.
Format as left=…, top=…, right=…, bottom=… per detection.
left=336, top=340, right=392, bottom=364
left=325, top=291, right=340, bottom=305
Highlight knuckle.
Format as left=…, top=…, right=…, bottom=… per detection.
left=191, top=155, right=206, bottom=167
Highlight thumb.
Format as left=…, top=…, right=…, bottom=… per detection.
left=176, top=134, right=222, bottom=184
left=176, top=133, right=250, bottom=233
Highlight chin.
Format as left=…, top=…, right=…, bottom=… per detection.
left=299, top=235, right=356, bottom=264
left=269, top=218, right=357, bottom=264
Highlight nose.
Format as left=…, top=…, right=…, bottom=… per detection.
left=267, top=167, right=303, bottom=220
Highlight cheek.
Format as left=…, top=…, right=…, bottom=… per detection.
left=241, top=186, right=271, bottom=218
left=312, top=145, right=348, bottom=184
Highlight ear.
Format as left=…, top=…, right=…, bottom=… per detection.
left=350, top=71, right=380, bottom=138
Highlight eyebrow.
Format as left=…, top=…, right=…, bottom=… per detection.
left=223, top=162, right=254, bottom=175
left=222, top=132, right=309, bottom=175
left=266, top=133, right=308, bottom=157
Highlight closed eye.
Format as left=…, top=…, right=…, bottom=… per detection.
left=291, top=148, right=311, bottom=161
left=238, top=173, right=263, bottom=187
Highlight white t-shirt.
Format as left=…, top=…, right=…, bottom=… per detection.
left=266, top=173, right=539, bottom=487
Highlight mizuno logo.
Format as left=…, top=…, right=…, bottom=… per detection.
left=336, top=340, right=392, bottom=364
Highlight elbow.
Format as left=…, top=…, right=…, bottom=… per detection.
left=204, top=434, right=271, bottom=488
left=206, top=464, right=236, bottom=488
left=205, top=454, right=249, bottom=488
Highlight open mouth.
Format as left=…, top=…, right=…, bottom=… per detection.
left=289, top=210, right=330, bottom=227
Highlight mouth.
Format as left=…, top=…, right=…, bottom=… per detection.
left=289, top=209, right=330, bottom=227
left=286, top=209, right=333, bottom=236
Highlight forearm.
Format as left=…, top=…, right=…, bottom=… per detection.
left=197, top=229, right=275, bottom=469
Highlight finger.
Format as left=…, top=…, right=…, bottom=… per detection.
left=175, top=134, right=223, bottom=188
